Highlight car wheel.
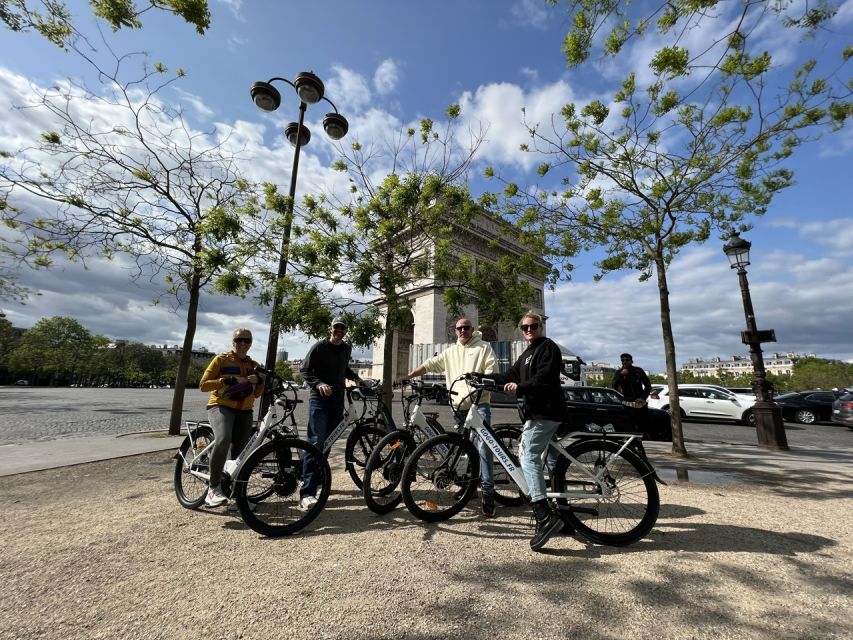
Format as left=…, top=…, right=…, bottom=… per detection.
left=741, top=410, right=755, bottom=427
left=794, top=409, right=817, bottom=424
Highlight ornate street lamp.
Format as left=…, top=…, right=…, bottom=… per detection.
left=250, top=72, right=348, bottom=410
left=723, top=233, right=789, bottom=450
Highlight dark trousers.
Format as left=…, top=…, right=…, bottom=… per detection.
left=624, top=405, right=649, bottom=435
left=302, top=395, right=344, bottom=498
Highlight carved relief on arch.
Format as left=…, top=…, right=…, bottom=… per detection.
left=479, top=325, right=497, bottom=342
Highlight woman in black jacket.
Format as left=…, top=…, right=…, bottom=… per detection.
left=490, top=311, right=567, bottom=552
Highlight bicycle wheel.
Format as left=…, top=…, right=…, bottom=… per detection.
left=174, top=426, right=214, bottom=509
left=491, top=426, right=525, bottom=507
left=345, top=421, right=386, bottom=490
left=234, top=437, right=331, bottom=537
left=551, top=438, right=660, bottom=546
left=400, top=432, right=479, bottom=523
left=362, top=430, right=415, bottom=515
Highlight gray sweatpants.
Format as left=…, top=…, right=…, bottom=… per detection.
left=207, top=405, right=254, bottom=490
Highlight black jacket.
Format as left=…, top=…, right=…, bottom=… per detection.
left=491, top=337, right=568, bottom=422
left=300, top=339, right=358, bottom=401
left=612, top=365, right=652, bottom=402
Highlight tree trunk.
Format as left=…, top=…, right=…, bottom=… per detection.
left=168, top=272, right=201, bottom=435
left=655, top=254, right=689, bottom=458
left=381, top=313, right=395, bottom=409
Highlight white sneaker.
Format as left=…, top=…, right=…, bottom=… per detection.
left=204, top=488, right=228, bottom=508
left=299, top=495, right=318, bottom=511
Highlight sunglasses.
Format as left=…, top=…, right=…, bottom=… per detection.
left=234, top=337, right=252, bottom=344
left=520, top=323, right=540, bottom=332
left=455, top=325, right=472, bottom=331
left=332, top=324, right=348, bottom=331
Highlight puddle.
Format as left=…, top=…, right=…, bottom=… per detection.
left=656, top=466, right=741, bottom=485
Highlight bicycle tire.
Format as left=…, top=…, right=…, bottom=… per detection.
left=234, top=437, right=331, bottom=537
left=362, top=429, right=416, bottom=515
left=400, top=432, right=480, bottom=523
left=174, top=425, right=214, bottom=509
left=344, top=421, right=386, bottom=490
left=551, top=438, right=659, bottom=546
left=491, top=426, right=525, bottom=507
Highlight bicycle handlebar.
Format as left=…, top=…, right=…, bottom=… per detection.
left=462, top=372, right=497, bottom=390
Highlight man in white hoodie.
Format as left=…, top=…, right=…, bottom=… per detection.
left=402, top=317, right=498, bottom=517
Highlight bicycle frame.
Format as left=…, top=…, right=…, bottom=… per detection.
left=461, top=386, right=643, bottom=501
left=179, top=382, right=299, bottom=488
left=311, top=382, right=390, bottom=454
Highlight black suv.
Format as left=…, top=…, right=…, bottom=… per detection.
left=564, top=386, right=672, bottom=441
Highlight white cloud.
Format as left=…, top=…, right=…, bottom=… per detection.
left=325, top=65, right=372, bottom=114
left=373, top=59, right=400, bottom=95
left=769, top=218, right=853, bottom=258
left=214, top=0, right=245, bottom=22
left=835, top=0, right=853, bottom=25
left=519, top=67, right=539, bottom=83
left=172, top=87, right=214, bottom=119
left=226, top=34, right=247, bottom=53
left=544, top=238, right=853, bottom=375
left=510, top=0, right=554, bottom=30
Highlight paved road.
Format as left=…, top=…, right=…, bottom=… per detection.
left=1, top=385, right=849, bottom=449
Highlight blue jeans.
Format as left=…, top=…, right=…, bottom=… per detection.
left=302, top=396, right=343, bottom=498
left=454, top=404, right=494, bottom=496
left=519, top=418, right=561, bottom=503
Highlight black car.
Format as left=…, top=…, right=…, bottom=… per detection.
left=773, top=390, right=841, bottom=424
left=831, top=393, right=853, bottom=429
left=563, top=386, right=672, bottom=442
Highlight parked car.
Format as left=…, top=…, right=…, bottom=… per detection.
left=774, top=390, right=841, bottom=424
left=563, top=386, right=672, bottom=441
left=831, top=393, right=853, bottom=429
left=648, top=384, right=756, bottom=426
left=675, top=383, right=757, bottom=404
left=14, top=380, right=29, bottom=386
left=726, top=387, right=756, bottom=396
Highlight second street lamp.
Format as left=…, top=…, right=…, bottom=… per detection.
left=723, top=233, right=789, bottom=451
left=250, top=72, right=348, bottom=410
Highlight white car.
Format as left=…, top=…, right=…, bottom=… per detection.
left=649, top=384, right=756, bottom=426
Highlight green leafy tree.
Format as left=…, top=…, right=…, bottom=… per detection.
left=0, top=316, right=20, bottom=381
left=790, top=357, right=853, bottom=391
left=490, top=1, right=851, bottom=456
left=0, top=51, right=276, bottom=433
left=1, top=0, right=210, bottom=48
left=267, top=111, right=544, bottom=404
left=7, top=316, right=92, bottom=384
left=274, top=361, right=294, bottom=382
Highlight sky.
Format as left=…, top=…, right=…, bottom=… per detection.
left=0, top=0, right=851, bottom=375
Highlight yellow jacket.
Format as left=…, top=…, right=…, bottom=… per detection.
left=200, top=352, right=264, bottom=412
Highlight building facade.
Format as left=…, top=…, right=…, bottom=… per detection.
left=679, top=352, right=817, bottom=378
left=368, top=211, right=550, bottom=382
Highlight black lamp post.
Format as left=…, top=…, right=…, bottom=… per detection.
left=723, top=233, right=789, bottom=450
left=250, top=72, right=348, bottom=401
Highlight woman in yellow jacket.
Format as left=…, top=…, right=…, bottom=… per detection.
left=199, top=328, right=264, bottom=507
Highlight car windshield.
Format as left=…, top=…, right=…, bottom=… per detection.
left=775, top=392, right=797, bottom=399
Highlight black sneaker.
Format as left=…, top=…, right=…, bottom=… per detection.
left=530, top=512, right=562, bottom=551
left=530, top=499, right=562, bottom=552
left=482, top=493, right=496, bottom=518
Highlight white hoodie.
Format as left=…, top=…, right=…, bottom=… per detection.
left=421, top=330, right=497, bottom=410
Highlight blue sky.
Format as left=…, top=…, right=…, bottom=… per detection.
left=1, top=0, right=852, bottom=374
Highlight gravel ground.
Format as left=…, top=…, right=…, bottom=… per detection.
left=1, top=447, right=851, bottom=640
